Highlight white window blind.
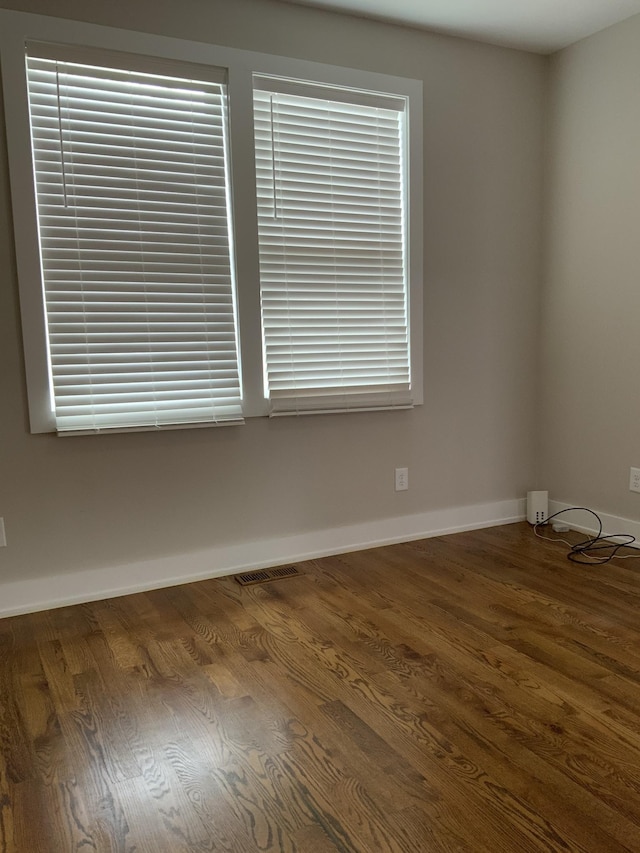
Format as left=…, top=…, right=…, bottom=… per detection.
left=26, top=50, right=243, bottom=433
left=253, top=77, right=412, bottom=415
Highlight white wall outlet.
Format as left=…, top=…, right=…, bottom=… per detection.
left=0, top=518, right=5, bottom=547
left=395, top=467, right=408, bottom=491
left=630, top=468, right=640, bottom=493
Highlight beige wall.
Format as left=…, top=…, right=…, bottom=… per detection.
left=542, top=14, right=640, bottom=517
left=0, top=0, right=545, bottom=582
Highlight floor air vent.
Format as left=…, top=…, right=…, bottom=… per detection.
left=235, top=565, right=302, bottom=586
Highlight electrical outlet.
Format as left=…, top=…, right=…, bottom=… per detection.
left=631, top=468, right=640, bottom=493
left=0, top=518, right=5, bottom=547
left=395, top=467, right=408, bottom=491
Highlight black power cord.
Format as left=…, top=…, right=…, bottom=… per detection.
left=534, top=507, right=639, bottom=565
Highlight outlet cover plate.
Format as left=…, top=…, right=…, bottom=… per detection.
left=631, top=468, right=640, bottom=493
left=395, top=467, right=408, bottom=491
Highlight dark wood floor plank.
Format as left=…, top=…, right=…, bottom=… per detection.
left=375, top=642, right=638, bottom=851
left=238, top=585, right=565, bottom=850
left=120, top=742, right=222, bottom=851
left=5, top=522, right=640, bottom=850
left=0, top=754, right=16, bottom=853
left=115, top=776, right=194, bottom=853
left=15, top=664, right=72, bottom=786
left=0, top=637, right=36, bottom=789
left=238, top=578, right=615, bottom=851
left=304, top=560, right=640, bottom=845
left=444, top=528, right=640, bottom=629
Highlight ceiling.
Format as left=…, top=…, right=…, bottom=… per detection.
left=282, top=0, right=640, bottom=53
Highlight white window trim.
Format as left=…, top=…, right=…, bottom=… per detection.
left=0, top=9, right=423, bottom=433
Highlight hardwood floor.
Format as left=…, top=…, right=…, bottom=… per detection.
left=2, top=522, right=640, bottom=851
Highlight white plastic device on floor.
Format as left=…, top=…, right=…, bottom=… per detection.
left=526, top=490, right=548, bottom=525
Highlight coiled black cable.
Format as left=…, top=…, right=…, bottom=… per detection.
left=534, top=507, right=638, bottom=565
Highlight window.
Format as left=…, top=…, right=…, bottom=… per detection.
left=0, top=11, right=423, bottom=434
left=254, top=77, right=411, bottom=414
left=26, top=48, right=242, bottom=432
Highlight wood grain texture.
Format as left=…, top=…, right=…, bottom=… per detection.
left=2, top=522, right=640, bottom=850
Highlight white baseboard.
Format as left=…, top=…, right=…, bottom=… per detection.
left=0, top=497, right=526, bottom=618
left=548, top=500, right=640, bottom=547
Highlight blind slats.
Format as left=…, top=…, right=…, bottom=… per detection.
left=27, top=54, right=242, bottom=432
left=254, top=83, right=410, bottom=415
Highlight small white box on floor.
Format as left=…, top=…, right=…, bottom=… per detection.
left=526, top=490, right=548, bottom=525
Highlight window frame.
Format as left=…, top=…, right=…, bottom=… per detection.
left=254, top=76, right=413, bottom=415
left=25, top=49, right=244, bottom=433
left=0, top=9, right=423, bottom=433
